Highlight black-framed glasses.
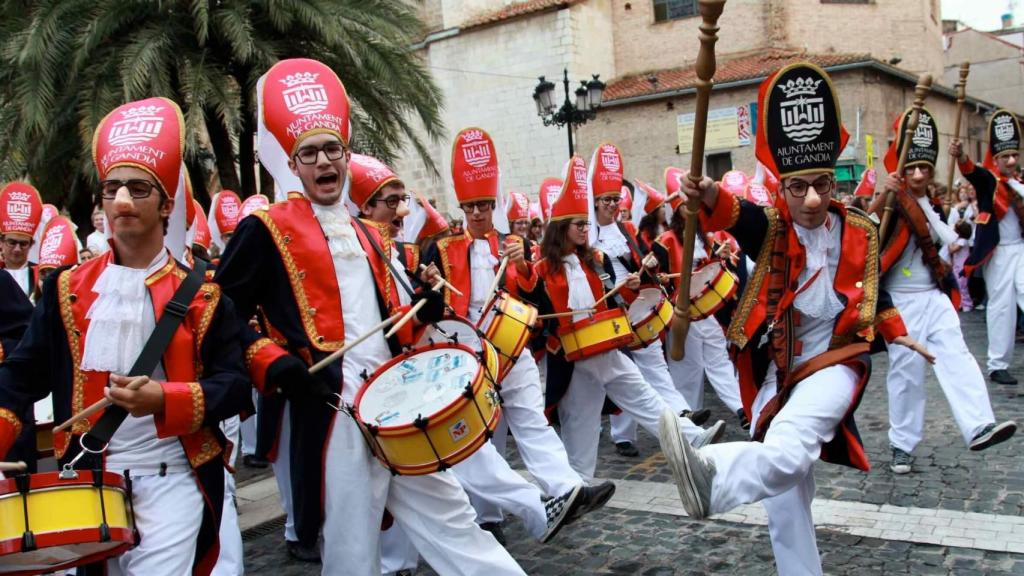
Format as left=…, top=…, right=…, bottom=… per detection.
left=784, top=175, right=834, bottom=198
left=571, top=220, right=591, bottom=231
left=294, top=142, right=346, bottom=165
left=461, top=200, right=495, bottom=214
left=3, top=237, right=31, bottom=249
left=370, top=194, right=410, bottom=209
left=597, top=196, right=622, bottom=205
left=99, top=179, right=161, bottom=200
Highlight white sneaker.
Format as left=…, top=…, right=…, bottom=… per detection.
left=692, top=419, right=726, bottom=449
left=658, top=408, right=716, bottom=519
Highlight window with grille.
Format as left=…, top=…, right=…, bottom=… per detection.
left=653, top=0, right=697, bottom=22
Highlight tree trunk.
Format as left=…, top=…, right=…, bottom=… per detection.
left=238, top=66, right=257, bottom=199
left=185, top=155, right=211, bottom=211
left=260, top=163, right=275, bottom=201
left=205, top=111, right=241, bottom=194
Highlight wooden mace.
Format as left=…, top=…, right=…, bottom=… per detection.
left=668, top=0, right=727, bottom=361
left=944, top=62, right=970, bottom=215
left=878, top=74, right=933, bottom=245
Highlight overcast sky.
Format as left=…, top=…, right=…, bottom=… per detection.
left=943, top=0, right=1024, bottom=31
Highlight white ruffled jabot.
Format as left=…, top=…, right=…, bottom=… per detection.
left=792, top=220, right=844, bottom=321
left=312, top=201, right=364, bottom=260
left=469, top=239, right=499, bottom=312
left=80, top=251, right=166, bottom=373
left=564, top=254, right=596, bottom=322
left=595, top=223, right=630, bottom=258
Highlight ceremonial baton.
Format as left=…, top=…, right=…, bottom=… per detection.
left=668, top=0, right=726, bottom=361
left=878, top=74, right=933, bottom=243
left=944, top=63, right=970, bottom=215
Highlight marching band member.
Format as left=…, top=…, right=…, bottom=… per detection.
left=422, top=127, right=609, bottom=545
left=952, top=110, right=1024, bottom=385
left=216, top=58, right=526, bottom=575
left=586, top=145, right=706, bottom=457
left=872, top=108, right=1016, bottom=474
left=655, top=176, right=745, bottom=422
left=0, top=96, right=251, bottom=574
left=0, top=268, right=35, bottom=473
left=0, top=182, right=43, bottom=297
left=524, top=154, right=724, bottom=482
left=659, top=62, right=932, bottom=575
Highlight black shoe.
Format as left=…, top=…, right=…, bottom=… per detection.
left=395, top=571, right=415, bottom=576
left=243, top=454, right=270, bottom=468
left=479, top=521, right=507, bottom=545
left=541, top=485, right=583, bottom=543
left=969, top=421, right=1017, bottom=451
left=615, top=441, right=640, bottom=457
left=990, top=369, right=1018, bottom=385
left=736, top=408, right=751, bottom=431
left=286, top=540, right=321, bottom=563
left=681, top=408, right=711, bottom=426
left=889, top=446, right=913, bottom=475
left=566, top=481, right=616, bottom=524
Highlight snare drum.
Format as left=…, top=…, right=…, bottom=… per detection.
left=477, top=292, right=538, bottom=381
left=0, top=471, right=135, bottom=575
left=416, top=318, right=496, bottom=382
left=354, top=342, right=501, bottom=476
left=689, top=261, right=738, bottom=321
left=626, top=288, right=673, bottom=349
left=557, top=308, right=636, bottom=362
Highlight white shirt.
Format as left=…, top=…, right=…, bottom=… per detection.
left=468, top=239, right=498, bottom=324
left=999, top=180, right=1024, bottom=246
left=790, top=218, right=844, bottom=366
left=5, top=266, right=30, bottom=296
left=86, top=230, right=109, bottom=254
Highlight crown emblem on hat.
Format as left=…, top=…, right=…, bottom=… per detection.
left=280, top=72, right=320, bottom=88
left=994, top=114, right=1016, bottom=142
left=776, top=77, right=822, bottom=98
left=119, top=105, right=164, bottom=119
left=462, top=129, right=485, bottom=142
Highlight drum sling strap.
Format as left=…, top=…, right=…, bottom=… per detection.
left=352, top=217, right=416, bottom=300
left=81, top=259, right=208, bottom=451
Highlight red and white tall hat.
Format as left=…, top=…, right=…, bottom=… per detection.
left=0, top=182, right=43, bottom=241
left=853, top=168, right=876, bottom=198
left=719, top=170, right=750, bottom=198
left=191, top=199, right=211, bottom=251
left=664, top=166, right=687, bottom=212
left=92, top=97, right=188, bottom=255
left=257, top=58, right=351, bottom=202
left=630, top=179, right=667, bottom=224
left=507, top=191, right=531, bottom=223
left=619, top=185, right=633, bottom=212
left=587, top=143, right=623, bottom=242
left=37, top=215, right=79, bottom=271
left=403, top=190, right=450, bottom=245
left=451, top=126, right=508, bottom=233
left=538, top=177, right=563, bottom=222
left=529, top=200, right=542, bottom=222
left=240, top=194, right=270, bottom=219
left=549, top=155, right=590, bottom=222
left=30, top=202, right=61, bottom=262
left=349, top=153, right=402, bottom=209
left=208, top=190, right=242, bottom=251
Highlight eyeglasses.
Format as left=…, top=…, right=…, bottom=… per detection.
left=460, top=200, right=495, bottom=214
left=3, top=237, right=31, bottom=249
left=370, top=194, right=410, bottom=209
left=99, top=179, right=162, bottom=199
left=784, top=175, right=834, bottom=198
left=571, top=220, right=591, bottom=231
left=294, top=142, right=346, bottom=165
left=597, top=196, right=621, bottom=205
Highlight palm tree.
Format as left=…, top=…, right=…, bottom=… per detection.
left=0, top=0, right=444, bottom=221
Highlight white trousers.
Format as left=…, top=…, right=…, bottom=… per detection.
left=107, top=472, right=204, bottom=576
left=559, top=350, right=702, bottom=481
left=271, top=402, right=296, bottom=542
left=610, top=340, right=693, bottom=443
left=702, top=364, right=858, bottom=576
left=380, top=523, right=420, bottom=575
left=213, top=416, right=244, bottom=576
left=982, top=242, right=1024, bottom=372
left=667, top=317, right=743, bottom=413
left=240, top=390, right=258, bottom=456
left=323, top=415, right=525, bottom=576
left=887, top=290, right=996, bottom=452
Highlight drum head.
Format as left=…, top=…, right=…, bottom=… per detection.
left=627, top=288, right=665, bottom=324
left=416, top=318, right=483, bottom=352
left=359, top=345, right=481, bottom=428
left=689, top=261, right=725, bottom=297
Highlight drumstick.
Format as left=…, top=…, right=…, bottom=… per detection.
left=662, top=272, right=683, bottom=279
left=382, top=278, right=446, bottom=340
left=54, top=375, right=150, bottom=433
left=0, top=461, right=27, bottom=472
left=419, top=264, right=464, bottom=297
left=594, top=275, right=635, bottom=308
left=308, top=313, right=403, bottom=374
left=536, top=309, right=595, bottom=320
left=477, top=256, right=510, bottom=317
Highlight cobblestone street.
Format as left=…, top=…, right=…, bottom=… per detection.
left=240, top=309, right=1024, bottom=575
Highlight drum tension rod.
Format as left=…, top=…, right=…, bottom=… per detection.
left=124, top=471, right=141, bottom=545
left=93, top=468, right=111, bottom=542
left=15, top=474, right=36, bottom=552
left=464, top=384, right=495, bottom=439
left=413, top=415, right=450, bottom=472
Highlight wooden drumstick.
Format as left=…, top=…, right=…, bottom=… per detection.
left=536, top=309, right=595, bottom=320
left=383, top=278, right=446, bottom=340
left=308, top=313, right=402, bottom=374
left=477, top=255, right=510, bottom=317
left=594, top=276, right=634, bottom=308
left=944, top=63, right=969, bottom=215
left=669, top=0, right=727, bottom=362
left=879, top=74, right=933, bottom=243
left=0, top=461, right=27, bottom=473
left=54, top=375, right=150, bottom=433
left=419, top=264, right=464, bottom=297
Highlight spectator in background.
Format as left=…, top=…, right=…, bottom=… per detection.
left=85, top=206, right=108, bottom=254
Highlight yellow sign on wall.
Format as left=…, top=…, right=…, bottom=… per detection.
left=677, top=107, right=747, bottom=154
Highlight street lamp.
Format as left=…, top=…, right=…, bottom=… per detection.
left=534, top=69, right=606, bottom=158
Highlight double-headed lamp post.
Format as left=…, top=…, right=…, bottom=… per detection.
left=533, top=69, right=606, bottom=159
